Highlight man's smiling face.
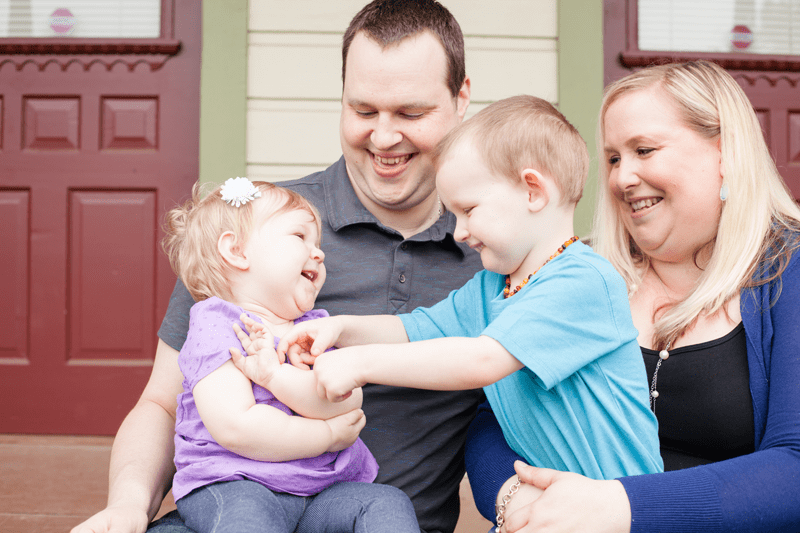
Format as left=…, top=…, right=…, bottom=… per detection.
left=339, top=30, right=469, bottom=215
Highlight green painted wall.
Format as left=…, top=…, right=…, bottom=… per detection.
left=199, top=0, right=248, bottom=185
left=558, top=0, right=604, bottom=238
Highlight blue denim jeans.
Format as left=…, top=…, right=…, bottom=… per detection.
left=159, top=480, right=419, bottom=533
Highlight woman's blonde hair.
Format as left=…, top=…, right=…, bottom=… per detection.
left=162, top=180, right=321, bottom=302
left=592, top=60, right=800, bottom=349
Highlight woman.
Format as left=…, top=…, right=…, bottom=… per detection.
left=466, top=60, right=800, bottom=532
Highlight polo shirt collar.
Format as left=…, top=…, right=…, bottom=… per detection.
left=323, top=156, right=465, bottom=253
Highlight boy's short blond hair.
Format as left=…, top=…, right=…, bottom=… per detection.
left=162, top=181, right=321, bottom=302
left=433, top=95, right=589, bottom=204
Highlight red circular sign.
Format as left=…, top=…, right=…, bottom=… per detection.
left=731, top=25, right=752, bottom=49
left=50, top=8, right=76, bottom=35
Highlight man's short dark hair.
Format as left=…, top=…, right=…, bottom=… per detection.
left=342, top=0, right=466, bottom=98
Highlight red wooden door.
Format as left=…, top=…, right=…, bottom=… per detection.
left=0, top=0, right=199, bottom=435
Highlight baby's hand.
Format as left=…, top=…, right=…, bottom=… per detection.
left=237, top=315, right=275, bottom=351
left=277, top=317, right=344, bottom=369
left=324, top=408, right=366, bottom=452
left=313, top=348, right=365, bottom=402
left=230, top=321, right=282, bottom=388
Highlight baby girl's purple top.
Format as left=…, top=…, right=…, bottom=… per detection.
left=172, top=297, right=378, bottom=501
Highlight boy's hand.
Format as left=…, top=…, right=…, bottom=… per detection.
left=284, top=340, right=318, bottom=370
left=231, top=321, right=283, bottom=388
left=277, top=317, right=344, bottom=369
left=324, top=408, right=366, bottom=452
left=313, top=347, right=366, bottom=402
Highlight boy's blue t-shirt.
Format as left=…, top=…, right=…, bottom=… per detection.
left=399, top=241, right=663, bottom=479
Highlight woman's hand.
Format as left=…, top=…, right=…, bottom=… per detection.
left=504, top=461, right=632, bottom=533
left=496, top=474, right=544, bottom=533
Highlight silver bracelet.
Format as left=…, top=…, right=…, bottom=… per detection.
left=495, top=476, right=521, bottom=529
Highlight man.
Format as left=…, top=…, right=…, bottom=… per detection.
left=71, top=2, right=482, bottom=533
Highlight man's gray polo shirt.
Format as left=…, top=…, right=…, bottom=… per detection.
left=159, top=157, right=484, bottom=533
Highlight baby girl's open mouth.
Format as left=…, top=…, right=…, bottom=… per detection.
left=301, top=271, right=318, bottom=282
left=631, top=197, right=662, bottom=213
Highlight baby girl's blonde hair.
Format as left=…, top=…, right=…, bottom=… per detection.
left=162, top=180, right=321, bottom=302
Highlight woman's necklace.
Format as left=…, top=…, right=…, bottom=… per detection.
left=503, top=236, right=579, bottom=298
left=649, top=341, right=672, bottom=413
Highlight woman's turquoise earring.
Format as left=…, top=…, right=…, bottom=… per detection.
left=720, top=183, right=730, bottom=201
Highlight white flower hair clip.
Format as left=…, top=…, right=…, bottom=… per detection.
left=220, top=177, right=261, bottom=207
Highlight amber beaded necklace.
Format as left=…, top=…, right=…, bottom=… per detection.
left=503, top=236, right=579, bottom=298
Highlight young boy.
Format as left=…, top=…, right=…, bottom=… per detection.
left=263, top=95, right=662, bottom=523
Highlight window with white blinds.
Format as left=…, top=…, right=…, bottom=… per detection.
left=0, top=0, right=161, bottom=38
left=639, top=0, right=800, bottom=55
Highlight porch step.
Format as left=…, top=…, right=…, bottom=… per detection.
left=0, top=434, right=490, bottom=532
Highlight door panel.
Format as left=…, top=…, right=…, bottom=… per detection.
left=0, top=0, right=199, bottom=435
left=68, top=190, right=156, bottom=362
left=0, top=190, right=29, bottom=363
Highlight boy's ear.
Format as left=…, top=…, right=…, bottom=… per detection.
left=521, top=168, right=550, bottom=213
left=218, top=231, right=249, bottom=270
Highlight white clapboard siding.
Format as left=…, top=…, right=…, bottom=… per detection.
left=247, top=0, right=558, bottom=180
left=248, top=33, right=342, bottom=100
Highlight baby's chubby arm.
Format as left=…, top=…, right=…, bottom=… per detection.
left=276, top=314, right=410, bottom=368
left=193, top=358, right=365, bottom=462
left=230, top=316, right=361, bottom=420
left=313, top=335, right=525, bottom=402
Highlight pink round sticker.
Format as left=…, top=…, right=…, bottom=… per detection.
left=731, top=25, right=752, bottom=50
left=50, top=8, right=76, bottom=35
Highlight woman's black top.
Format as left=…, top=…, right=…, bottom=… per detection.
left=641, top=322, right=755, bottom=471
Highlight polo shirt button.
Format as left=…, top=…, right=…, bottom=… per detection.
left=399, top=274, right=406, bottom=283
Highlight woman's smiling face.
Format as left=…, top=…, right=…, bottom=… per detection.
left=603, top=85, right=724, bottom=263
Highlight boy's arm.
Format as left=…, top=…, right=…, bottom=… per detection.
left=231, top=322, right=362, bottom=419
left=193, top=359, right=364, bottom=461
left=277, top=314, right=409, bottom=362
left=313, top=335, right=523, bottom=401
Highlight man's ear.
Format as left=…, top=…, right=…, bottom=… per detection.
left=218, top=231, right=249, bottom=270
left=521, top=168, right=549, bottom=213
left=456, top=76, right=471, bottom=121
